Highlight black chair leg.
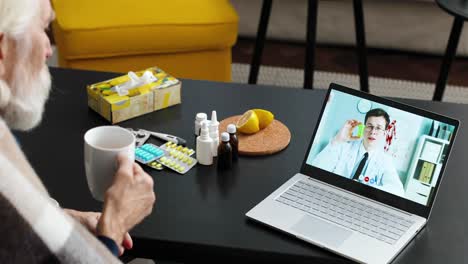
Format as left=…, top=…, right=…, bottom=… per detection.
left=304, top=0, right=318, bottom=89
left=434, top=16, right=464, bottom=101
left=353, top=0, right=369, bottom=93
left=248, top=0, right=273, bottom=85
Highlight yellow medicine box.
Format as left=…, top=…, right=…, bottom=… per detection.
left=87, top=67, right=181, bottom=124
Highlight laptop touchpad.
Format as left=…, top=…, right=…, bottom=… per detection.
left=291, top=215, right=352, bottom=248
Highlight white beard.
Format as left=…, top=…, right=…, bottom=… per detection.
left=1, top=66, right=52, bottom=131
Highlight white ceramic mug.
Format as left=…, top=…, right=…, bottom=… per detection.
left=84, top=126, right=135, bottom=201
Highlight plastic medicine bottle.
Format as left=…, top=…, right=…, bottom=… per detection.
left=227, top=124, right=238, bottom=161
left=217, top=132, right=232, bottom=170
left=196, top=121, right=213, bottom=165
left=194, top=113, right=207, bottom=136
left=209, top=111, right=220, bottom=157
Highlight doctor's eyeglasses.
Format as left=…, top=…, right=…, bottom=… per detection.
left=365, top=125, right=386, bottom=134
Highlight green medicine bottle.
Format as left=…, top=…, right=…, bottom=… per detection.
left=356, top=123, right=365, bottom=138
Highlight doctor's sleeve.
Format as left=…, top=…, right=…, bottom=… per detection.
left=311, top=141, right=342, bottom=171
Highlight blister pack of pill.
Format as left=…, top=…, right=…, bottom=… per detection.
left=135, top=143, right=165, bottom=165
left=158, top=153, right=197, bottom=174
left=160, top=142, right=195, bottom=156
left=135, top=142, right=197, bottom=174
left=144, top=160, right=164, bottom=170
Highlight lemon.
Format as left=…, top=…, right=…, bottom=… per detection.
left=236, top=110, right=260, bottom=134
left=253, top=109, right=274, bottom=129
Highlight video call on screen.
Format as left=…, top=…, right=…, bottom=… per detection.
left=306, top=90, right=455, bottom=206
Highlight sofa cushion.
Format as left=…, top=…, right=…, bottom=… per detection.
left=52, top=0, right=239, bottom=59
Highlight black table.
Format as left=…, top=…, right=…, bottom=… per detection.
left=16, top=68, right=468, bottom=263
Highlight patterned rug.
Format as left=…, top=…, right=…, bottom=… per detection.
left=232, top=63, right=468, bottom=104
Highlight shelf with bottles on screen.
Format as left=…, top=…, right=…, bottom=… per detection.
left=404, top=124, right=452, bottom=204
left=414, top=138, right=448, bottom=184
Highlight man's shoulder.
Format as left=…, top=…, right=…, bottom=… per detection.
left=331, top=140, right=360, bottom=153
left=327, top=140, right=354, bottom=151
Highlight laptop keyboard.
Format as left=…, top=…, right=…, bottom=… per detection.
left=275, top=180, right=415, bottom=245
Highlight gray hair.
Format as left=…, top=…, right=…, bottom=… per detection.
left=0, top=0, right=38, bottom=39
left=0, top=0, right=39, bottom=109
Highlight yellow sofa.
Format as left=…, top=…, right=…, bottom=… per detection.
left=51, top=0, right=239, bottom=82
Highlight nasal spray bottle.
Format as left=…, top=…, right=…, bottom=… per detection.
left=196, top=121, right=213, bottom=165
left=209, top=110, right=220, bottom=157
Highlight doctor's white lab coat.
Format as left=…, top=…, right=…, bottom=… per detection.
left=312, top=140, right=405, bottom=197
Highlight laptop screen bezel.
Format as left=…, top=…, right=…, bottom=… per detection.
left=300, top=83, right=459, bottom=219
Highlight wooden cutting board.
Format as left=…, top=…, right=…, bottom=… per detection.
left=219, top=115, right=291, bottom=156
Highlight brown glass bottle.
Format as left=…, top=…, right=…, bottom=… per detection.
left=217, top=132, right=232, bottom=170
left=227, top=124, right=238, bottom=161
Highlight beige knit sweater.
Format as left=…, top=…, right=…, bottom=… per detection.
left=0, top=118, right=121, bottom=263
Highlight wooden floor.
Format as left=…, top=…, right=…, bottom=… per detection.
left=232, top=38, right=468, bottom=87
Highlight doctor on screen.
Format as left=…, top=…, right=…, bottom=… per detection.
left=312, top=108, right=405, bottom=196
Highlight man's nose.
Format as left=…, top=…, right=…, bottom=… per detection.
left=368, top=127, right=378, bottom=135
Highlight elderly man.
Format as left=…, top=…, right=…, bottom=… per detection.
left=0, top=0, right=155, bottom=262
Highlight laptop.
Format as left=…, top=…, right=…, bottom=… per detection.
left=246, top=83, right=459, bottom=264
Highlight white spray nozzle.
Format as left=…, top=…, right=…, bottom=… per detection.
left=200, top=121, right=211, bottom=137
left=211, top=110, right=218, bottom=124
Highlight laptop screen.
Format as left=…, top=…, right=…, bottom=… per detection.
left=305, top=88, right=457, bottom=207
